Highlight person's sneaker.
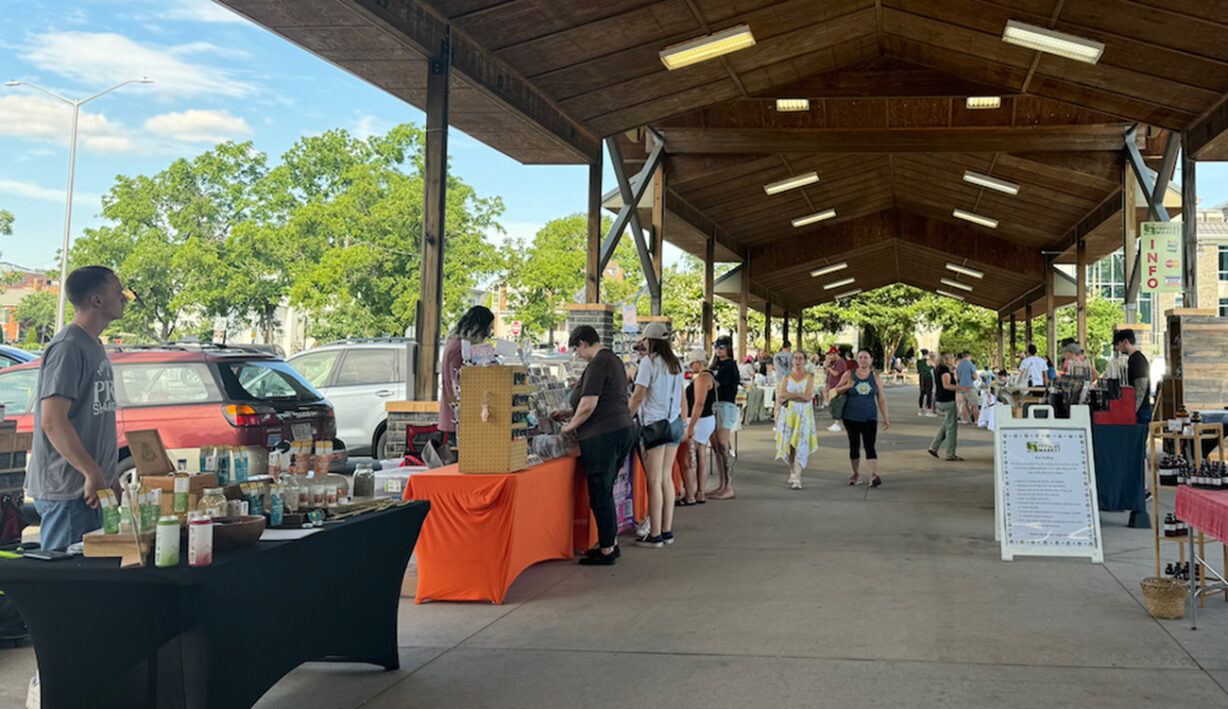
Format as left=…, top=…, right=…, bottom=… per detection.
left=917, top=410, right=925, bottom=416
left=579, top=551, right=617, bottom=566
left=584, top=545, right=620, bottom=560
left=661, top=531, right=675, bottom=545
left=827, top=423, right=842, bottom=432
left=636, top=535, right=664, bottom=548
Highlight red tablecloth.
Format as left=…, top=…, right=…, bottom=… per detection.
left=1175, top=486, right=1228, bottom=542
left=404, top=457, right=577, bottom=604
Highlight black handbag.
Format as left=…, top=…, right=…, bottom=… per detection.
left=639, top=358, right=679, bottom=448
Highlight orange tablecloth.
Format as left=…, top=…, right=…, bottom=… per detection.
left=404, top=457, right=577, bottom=604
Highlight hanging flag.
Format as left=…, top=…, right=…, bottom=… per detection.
left=1139, top=222, right=1182, bottom=294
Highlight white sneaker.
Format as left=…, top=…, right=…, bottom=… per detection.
left=790, top=481, right=802, bottom=490
left=827, top=423, right=842, bottom=432
left=26, top=671, right=39, bottom=709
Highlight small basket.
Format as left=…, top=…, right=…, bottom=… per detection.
left=1140, top=576, right=1188, bottom=619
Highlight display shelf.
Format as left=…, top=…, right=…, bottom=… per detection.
left=1148, top=421, right=1224, bottom=577
left=458, top=366, right=529, bottom=474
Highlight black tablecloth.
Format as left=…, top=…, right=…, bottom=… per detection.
left=1091, top=424, right=1149, bottom=525
left=0, top=501, right=429, bottom=709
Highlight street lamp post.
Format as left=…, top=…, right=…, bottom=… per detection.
left=4, top=78, right=152, bottom=332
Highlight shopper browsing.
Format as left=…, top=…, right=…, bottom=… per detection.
left=916, top=348, right=934, bottom=415
left=437, top=305, right=495, bottom=455
left=553, top=326, right=638, bottom=566
left=28, top=266, right=127, bottom=551
left=956, top=352, right=979, bottom=424
left=824, top=348, right=847, bottom=432
left=833, top=348, right=890, bottom=487
left=679, top=350, right=716, bottom=505
left=774, top=351, right=819, bottom=490
left=1018, top=344, right=1048, bottom=387
left=1113, top=329, right=1151, bottom=424
left=773, top=341, right=793, bottom=383
left=628, top=323, right=684, bottom=548
left=708, top=336, right=739, bottom=500
left=927, top=351, right=963, bottom=461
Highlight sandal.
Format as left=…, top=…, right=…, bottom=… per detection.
left=870, top=475, right=882, bottom=488
left=848, top=473, right=860, bottom=486
left=945, top=455, right=965, bottom=461
left=927, top=448, right=939, bottom=459
left=675, top=498, right=697, bottom=507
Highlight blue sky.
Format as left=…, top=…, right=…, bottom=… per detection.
left=1, top=0, right=1226, bottom=274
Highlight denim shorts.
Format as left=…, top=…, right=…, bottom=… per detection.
left=34, top=497, right=102, bottom=551
left=643, top=416, right=684, bottom=450
left=714, top=401, right=741, bottom=431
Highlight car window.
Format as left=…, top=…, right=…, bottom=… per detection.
left=115, top=363, right=220, bottom=407
left=335, top=349, right=398, bottom=387
left=288, top=350, right=340, bottom=388
left=218, top=359, right=322, bottom=402
left=0, top=368, right=38, bottom=415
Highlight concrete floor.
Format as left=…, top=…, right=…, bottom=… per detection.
left=3, top=386, right=1226, bottom=707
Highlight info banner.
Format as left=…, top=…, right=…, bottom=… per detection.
left=994, top=405, right=1103, bottom=563
left=1140, top=221, right=1183, bottom=294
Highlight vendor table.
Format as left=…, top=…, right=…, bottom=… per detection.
left=1175, top=486, right=1228, bottom=629
left=405, top=457, right=576, bottom=604
left=0, top=503, right=428, bottom=709
left=1091, top=423, right=1150, bottom=528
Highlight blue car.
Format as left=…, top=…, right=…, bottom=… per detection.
left=0, top=345, right=38, bottom=370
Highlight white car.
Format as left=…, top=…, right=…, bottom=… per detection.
left=288, top=339, right=414, bottom=457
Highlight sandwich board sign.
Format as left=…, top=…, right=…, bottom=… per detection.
left=994, top=405, right=1103, bottom=563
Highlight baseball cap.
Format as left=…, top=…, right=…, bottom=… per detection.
left=641, top=321, right=671, bottom=341
left=685, top=349, right=707, bottom=365
left=1061, top=342, right=1083, bottom=356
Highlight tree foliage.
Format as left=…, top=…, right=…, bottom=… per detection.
left=14, top=290, right=58, bottom=344
left=0, top=209, right=12, bottom=237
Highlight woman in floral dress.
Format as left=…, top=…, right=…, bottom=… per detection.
left=775, top=350, right=819, bottom=490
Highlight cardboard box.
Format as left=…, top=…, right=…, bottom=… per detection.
left=125, top=430, right=175, bottom=477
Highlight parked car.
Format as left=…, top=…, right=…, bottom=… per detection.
left=0, top=345, right=38, bottom=369
left=0, top=344, right=339, bottom=478
left=287, top=338, right=414, bottom=457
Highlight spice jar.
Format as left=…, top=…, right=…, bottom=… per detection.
left=198, top=487, right=227, bottom=519
left=353, top=464, right=375, bottom=498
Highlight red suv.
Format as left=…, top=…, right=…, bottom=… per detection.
left=0, top=345, right=338, bottom=477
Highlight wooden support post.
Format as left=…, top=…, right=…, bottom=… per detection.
left=797, top=312, right=804, bottom=350
left=650, top=162, right=665, bottom=316
left=703, top=236, right=715, bottom=351
left=1182, top=136, right=1198, bottom=307
left=738, top=259, right=749, bottom=360
left=415, top=36, right=450, bottom=402
left=782, top=309, right=790, bottom=346
left=764, top=301, right=772, bottom=353
left=1077, top=238, right=1088, bottom=350
left=997, top=319, right=1004, bottom=370
left=1045, top=263, right=1057, bottom=364
left=1025, top=304, right=1033, bottom=347
left=1009, top=314, right=1017, bottom=367
left=586, top=154, right=602, bottom=303
left=1123, top=162, right=1139, bottom=323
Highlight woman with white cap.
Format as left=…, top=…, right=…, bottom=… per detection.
left=678, top=349, right=716, bottom=506
left=628, top=321, right=685, bottom=547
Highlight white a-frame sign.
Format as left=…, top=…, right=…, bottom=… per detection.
left=994, top=405, right=1103, bottom=563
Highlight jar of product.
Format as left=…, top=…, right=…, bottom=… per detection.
left=198, top=487, right=227, bottom=519
left=311, top=483, right=326, bottom=507
left=283, top=475, right=300, bottom=512
left=188, top=518, right=213, bottom=567
left=155, top=516, right=180, bottom=568
left=353, top=464, right=375, bottom=498
left=325, top=473, right=349, bottom=505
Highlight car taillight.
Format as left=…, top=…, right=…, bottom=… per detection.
left=223, top=403, right=276, bottom=427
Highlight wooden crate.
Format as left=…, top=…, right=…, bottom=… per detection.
left=457, top=366, right=528, bottom=474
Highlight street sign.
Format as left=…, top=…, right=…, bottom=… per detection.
left=510, top=320, right=522, bottom=336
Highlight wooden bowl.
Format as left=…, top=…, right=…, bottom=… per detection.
left=212, top=515, right=266, bottom=551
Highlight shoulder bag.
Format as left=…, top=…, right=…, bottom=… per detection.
left=640, top=359, right=679, bottom=448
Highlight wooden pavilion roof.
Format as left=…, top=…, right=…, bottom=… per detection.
left=218, top=0, right=1228, bottom=317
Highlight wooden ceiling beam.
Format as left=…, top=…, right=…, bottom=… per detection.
left=664, top=154, right=774, bottom=187
left=662, top=125, right=1126, bottom=154
left=345, top=0, right=601, bottom=162
left=751, top=64, right=1019, bottom=99
left=1187, top=91, right=1228, bottom=160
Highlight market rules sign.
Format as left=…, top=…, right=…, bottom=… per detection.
left=994, top=405, right=1103, bottom=563
left=1141, top=222, right=1183, bottom=294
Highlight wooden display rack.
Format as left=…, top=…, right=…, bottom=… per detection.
left=457, top=366, right=529, bottom=474
left=1148, top=421, right=1228, bottom=606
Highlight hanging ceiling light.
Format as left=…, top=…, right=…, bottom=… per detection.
left=775, top=98, right=810, bottom=112
left=952, top=208, right=999, bottom=229
left=791, top=208, right=836, bottom=228
left=939, top=278, right=974, bottom=292
left=963, top=170, right=1019, bottom=195
left=965, top=96, right=1001, bottom=110
left=764, top=171, right=819, bottom=195
left=1001, top=20, right=1104, bottom=64
left=809, top=262, right=848, bottom=277
left=823, top=277, right=856, bottom=290
left=833, top=289, right=862, bottom=299
left=945, top=262, right=984, bottom=279
left=660, top=25, right=756, bottom=70
left=935, top=289, right=966, bottom=301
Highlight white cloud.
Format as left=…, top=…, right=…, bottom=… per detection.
left=0, top=95, right=136, bottom=154
left=144, top=109, right=251, bottom=143
left=485, top=221, right=542, bottom=247
left=21, top=32, right=256, bottom=99
left=352, top=113, right=387, bottom=141
left=162, top=0, right=250, bottom=24
left=0, top=179, right=100, bottom=204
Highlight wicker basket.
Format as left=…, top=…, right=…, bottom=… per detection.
left=1140, top=577, right=1188, bottom=619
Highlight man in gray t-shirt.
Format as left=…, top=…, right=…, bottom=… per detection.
left=773, top=342, right=793, bottom=383
left=29, top=266, right=126, bottom=550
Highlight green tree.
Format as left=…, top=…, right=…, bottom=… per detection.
left=0, top=209, right=12, bottom=236
left=504, top=214, right=600, bottom=345
left=14, top=290, right=58, bottom=344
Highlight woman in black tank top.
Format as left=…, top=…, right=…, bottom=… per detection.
left=680, top=351, right=717, bottom=505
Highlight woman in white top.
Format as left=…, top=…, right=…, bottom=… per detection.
left=628, top=323, right=685, bottom=548
left=774, top=351, right=819, bottom=490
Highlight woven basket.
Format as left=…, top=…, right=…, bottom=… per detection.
left=1141, top=577, right=1188, bottom=619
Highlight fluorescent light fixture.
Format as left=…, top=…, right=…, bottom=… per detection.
left=963, top=170, right=1019, bottom=195
left=791, top=208, right=836, bottom=228
left=775, top=98, right=810, bottom=112
left=809, top=262, right=848, bottom=277
left=952, top=208, right=999, bottom=229
left=764, top=171, right=819, bottom=195
left=660, top=25, right=756, bottom=70
left=946, top=262, right=984, bottom=279
left=833, top=289, right=862, bottom=299
left=965, top=96, right=1001, bottom=110
left=939, top=278, right=974, bottom=292
left=823, top=277, right=856, bottom=290
left=935, top=289, right=966, bottom=301
left=1001, top=20, right=1104, bottom=64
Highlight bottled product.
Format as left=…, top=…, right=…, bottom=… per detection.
left=268, top=450, right=282, bottom=480
left=155, top=516, right=180, bottom=567
left=173, top=469, right=191, bottom=521
left=1163, top=513, right=1175, bottom=538
left=353, top=464, right=375, bottom=498
left=188, top=518, right=213, bottom=566
left=119, top=490, right=137, bottom=533
left=198, top=487, right=227, bottom=519
left=284, top=475, right=300, bottom=512
left=270, top=484, right=284, bottom=526
left=216, top=447, right=231, bottom=486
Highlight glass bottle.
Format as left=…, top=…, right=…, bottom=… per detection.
left=353, top=464, right=375, bottom=498
left=198, top=487, right=227, bottom=519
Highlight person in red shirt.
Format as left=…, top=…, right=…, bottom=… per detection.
left=823, top=348, right=846, bottom=432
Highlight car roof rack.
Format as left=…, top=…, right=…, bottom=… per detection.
left=319, top=337, right=415, bottom=346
